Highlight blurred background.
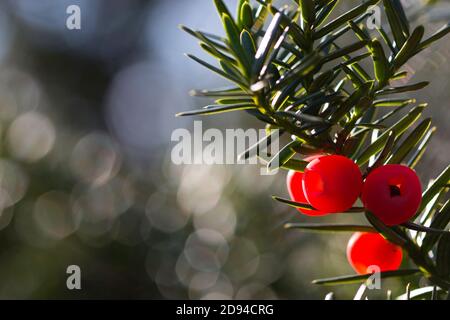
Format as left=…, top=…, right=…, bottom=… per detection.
left=0, top=0, right=448, bottom=299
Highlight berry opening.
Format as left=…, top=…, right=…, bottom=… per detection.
left=389, top=184, right=402, bottom=197
left=388, top=176, right=403, bottom=197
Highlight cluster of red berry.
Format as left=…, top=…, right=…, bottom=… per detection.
left=287, top=155, right=422, bottom=274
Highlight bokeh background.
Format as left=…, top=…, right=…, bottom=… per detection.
left=0, top=0, right=448, bottom=299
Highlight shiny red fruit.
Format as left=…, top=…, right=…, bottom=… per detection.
left=302, top=155, right=363, bottom=213
left=286, top=170, right=329, bottom=216
left=347, top=232, right=403, bottom=275
left=362, top=164, right=422, bottom=226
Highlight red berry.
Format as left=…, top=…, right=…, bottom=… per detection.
left=286, top=170, right=329, bottom=216
left=302, top=155, right=363, bottom=213
left=347, top=232, right=403, bottom=275
left=362, top=164, right=422, bottom=226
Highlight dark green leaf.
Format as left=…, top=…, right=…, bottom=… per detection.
left=236, top=0, right=246, bottom=26
left=391, top=0, right=410, bottom=36
left=285, top=223, right=376, bottom=233
left=329, top=81, right=372, bottom=123
left=261, top=29, right=290, bottom=80
left=309, top=70, right=337, bottom=92
left=215, top=97, right=253, bottom=105
left=365, top=212, right=409, bottom=246
left=373, top=98, right=416, bottom=107
left=376, top=82, right=430, bottom=96
left=418, top=23, right=450, bottom=52
left=348, top=21, right=371, bottom=42
left=277, top=111, right=328, bottom=124
left=368, top=130, right=395, bottom=171
left=354, top=97, right=373, bottom=119
left=214, top=0, right=235, bottom=21
left=422, top=200, right=450, bottom=253
left=376, top=26, right=396, bottom=53
left=272, top=59, right=291, bottom=70
left=240, top=30, right=256, bottom=65
left=345, top=61, right=371, bottom=84
left=436, top=234, right=450, bottom=278
left=252, top=0, right=271, bottom=33
left=383, top=0, right=409, bottom=48
left=334, top=53, right=371, bottom=72
left=239, top=1, right=254, bottom=30
left=252, top=12, right=283, bottom=78
left=273, top=79, right=304, bottom=110
left=267, top=140, right=301, bottom=170
left=176, top=103, right=257, bottom=117
left=314, top=0, right=339, bottom=28
left=356, top=105, right=425, bottom=166
left=315, top=0, right=336, bottom=9
left=268, top=6, right=308, bottom=49
left=369, top=39, right=390, bottom=83
left=347, top=106, right=377, bottom=158
left=180, top=25, right=229, bottom=52
left=280, top=158, right=309, bottom=172
left=314, top=0, right=379, bottom=39
left=419, top=165, right=450, bottom=214
left=317, top=24, right=354, bottom=53
left=402, top=222, right=450, bottom=235
left=219, top=60, right=246, bottom=82
left=238, top=129, right=282, bottom=160
left=273, top=196, right=364, bottom=212
left=246, top=109, right=278, bottom=125
left=185, top=54, right=247, bottom=86
left=354, top=123, right=386, bottom=130
left=393, top=26, right=425, bottom=70
left=373, top=102, right=420, bottom=125
left=272, top=53, right=322, bottom=91
left=391, top=70, right=408, bottom=80
left=396, top=286, right=443, bottom=300
left=407, top=127, right=436, bottom=168
left=300, top=0, right=315, bottom=28
left=341, top=64, right=364, bottom=87
left=189, top=87, right=248, bottom=97
left=419, top=188, right=447, bottom=226
left=313, top=269, right=420, bottom=286
left=272, top=195, right=315, bottom=211
left=387, top=118, right=431, bottom=164
left=322, top=40, right=369, bottom=63
left=200, top=42, right=237, bottom=64
left=222, top=14, right=252, bottom=74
